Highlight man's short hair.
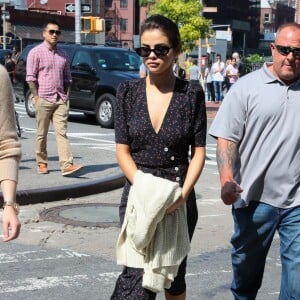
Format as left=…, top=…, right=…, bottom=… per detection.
left=43, top=19, right=61, bottom=30
left=232, top=52, right=240, bottom=59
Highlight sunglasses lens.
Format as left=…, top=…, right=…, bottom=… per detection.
left=294, top=49, right=300, bottom=57
left=154, top=46, right=170, bottom=56
left=278, top=46, right=289, bottom=55
left=135, top=46, right=171, bottom=57
left=49, top=30, right=61, bottom=35
left=135, top=47, right=150, bottom=57
left=276, top=45, right=300, bottom=58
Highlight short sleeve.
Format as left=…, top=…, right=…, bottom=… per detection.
left=190, top=84, right=207, bottom=147
left=115, top=80, right=132, bottom=145
left=209, top=83, right=246, bottom=142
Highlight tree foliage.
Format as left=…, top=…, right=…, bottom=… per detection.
left=147, top=0, right=212, bottom=51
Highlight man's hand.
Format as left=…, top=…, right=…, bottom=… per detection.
left=2, top=207, right=21, bottom=242
left=221, top=181, right=243, bottom=205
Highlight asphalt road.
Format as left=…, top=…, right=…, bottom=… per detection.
left=0, top=103, right=282, bottom=299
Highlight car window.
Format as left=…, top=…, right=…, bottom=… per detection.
left=71, top=50, right=93, bottom=68
left=95, top=50, right=139, bottom=71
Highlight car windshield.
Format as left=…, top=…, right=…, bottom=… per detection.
left=96, top=50, right=140, bottom=71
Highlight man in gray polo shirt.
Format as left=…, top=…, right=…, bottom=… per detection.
left=209, top=22, right=300, bottom=299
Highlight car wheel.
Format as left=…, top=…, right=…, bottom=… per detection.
left=95, top=93, right=116, bottom=128
left=25, top=90, right=36, bottom=118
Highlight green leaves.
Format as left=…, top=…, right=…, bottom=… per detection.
left=147, top=0, right=212, bottom=51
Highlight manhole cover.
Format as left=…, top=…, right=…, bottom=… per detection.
left=39, top=203, right=120, bottom=228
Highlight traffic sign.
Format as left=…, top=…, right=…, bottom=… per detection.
left=65, top=3, right=75, bottom=13
left=65, top=3, right=91, bottom=13
left=81, top=4, right=91, bottom=13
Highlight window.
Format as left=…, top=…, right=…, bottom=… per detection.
left=264, top=13, right=270, bottom=22
left=105, top=0, right=113, bottom=8
left=120, top=0, right=128, bottom=8
left=71, top=51, right=92, bottom=68
left=106, top=18, right=112, bottom=31
left=120, top=18, right=127, bottom=32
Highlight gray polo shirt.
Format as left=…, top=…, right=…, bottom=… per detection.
left=209, top=63, right=300, bottom=209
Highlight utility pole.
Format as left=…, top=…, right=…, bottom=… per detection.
left=1, top=0, right=10, bottom=50
left=198, top=1, right=218, bottom=70
left=75, top=0, right=81, bottom=44
left=198, top=0, right=203, bottom=70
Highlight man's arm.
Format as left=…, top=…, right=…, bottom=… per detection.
left=217, top=137, right=243, bottom=205
left=27, top=81, right=39, bottom=103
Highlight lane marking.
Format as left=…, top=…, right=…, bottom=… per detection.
left=0, top=249, right=89, bottom=264
left=0, top=272, right=120, bottom=293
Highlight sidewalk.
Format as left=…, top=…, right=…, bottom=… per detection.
left=0, top=131, right=125, bottom=205
left=206, top=100, right=221, bottom=119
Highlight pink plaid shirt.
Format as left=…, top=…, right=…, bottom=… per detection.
left=26, top=42, right=72, bottom=103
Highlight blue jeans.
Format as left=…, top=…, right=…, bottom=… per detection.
left=231, top=201, right=300, bottom=300
left=213, top=81, right=223, bottom=101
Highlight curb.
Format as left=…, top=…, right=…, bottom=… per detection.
left=0, top=173, right=126, bottom=205
left=206, top=103, right=219, bottom=119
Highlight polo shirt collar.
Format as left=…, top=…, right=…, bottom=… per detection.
left=262, top=62, right=300, bottom=87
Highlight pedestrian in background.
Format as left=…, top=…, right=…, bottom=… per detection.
left=111, top=14, right=206, bottom=300
left=232, top=52, right=244, bottom=76
left=188, top=59, right=201, bottom=86
left=204, top=61, right=215, bottom=101
left=211, top=54, right=225, bottom=103
left=209, top=22, right=300, bottom=299
left=139, top=62, right=148, bottom=78
left=225, top=57, right=239, bottom=89
left=26, top=20, right=82, bottom=176
left=11, top=46, right=21, bottom=85
left=0, top=64, right=21, bottom=241
left=4, top=52, right=14, bottom=83
left=11, top=46, right=20, bottom=65
left=183, top=55, right=193, bottom=80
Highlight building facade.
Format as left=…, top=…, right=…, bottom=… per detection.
left=203, top=0, right=261, bottom=56
left=259, top=0, right=295, bottom=54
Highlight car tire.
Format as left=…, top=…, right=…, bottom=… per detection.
left=95, top=93, right=116, bottom=128
left=25, top=90, right=36, bottom=118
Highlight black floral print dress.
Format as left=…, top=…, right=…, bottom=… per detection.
left=111, top=77, right=207, bottom=299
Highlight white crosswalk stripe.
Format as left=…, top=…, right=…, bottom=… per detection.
left=205, top=143, right=217, bottom=167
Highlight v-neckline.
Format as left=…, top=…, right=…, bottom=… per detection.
left=145, top=80, right=175, bottom=136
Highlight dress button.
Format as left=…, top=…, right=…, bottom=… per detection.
left=176, top=177, right=180, bottom=182
left=174, top=167, right=179, bottom=172
left=164, top=147, right=168, bottom=152
left=170, top=156, right=175, bottom=161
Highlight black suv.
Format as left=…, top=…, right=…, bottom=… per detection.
left=14, top=44, right=140, bottom=128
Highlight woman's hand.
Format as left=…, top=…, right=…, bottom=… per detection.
left=165, top=194, right=185, bottom=215
left=2, top=207, right=21, bottom=242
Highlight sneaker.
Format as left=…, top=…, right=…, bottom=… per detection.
left=62, top=164, right=83, bottom=176
left=38, top=163, right=49, bottom=174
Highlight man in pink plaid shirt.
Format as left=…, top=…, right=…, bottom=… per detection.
left=26, top=20, right=83, bottom=176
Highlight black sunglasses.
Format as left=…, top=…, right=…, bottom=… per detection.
left=47, top=29, right=61, bottom=36
left=275, top=44, right=300, bottom=58
left=135, top=45, right=172, bottom=58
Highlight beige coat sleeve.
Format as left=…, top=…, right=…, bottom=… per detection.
left=0, top=65, right=22, bottom=183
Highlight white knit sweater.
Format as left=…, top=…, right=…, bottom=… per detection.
left=116, top=170, right=190, bottom=293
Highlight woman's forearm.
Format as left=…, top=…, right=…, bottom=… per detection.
left=116, top=144, right=138, bottom=184
left=181, top=147, right=206, bottom=200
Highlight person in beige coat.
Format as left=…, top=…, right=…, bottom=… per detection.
left=0, top=64, right=21, bottom=241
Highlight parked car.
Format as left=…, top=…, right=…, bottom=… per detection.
left=14, top=44, right=140, bottom=128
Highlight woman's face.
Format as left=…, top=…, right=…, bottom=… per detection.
left=140, top=29, right=177, bottom=75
